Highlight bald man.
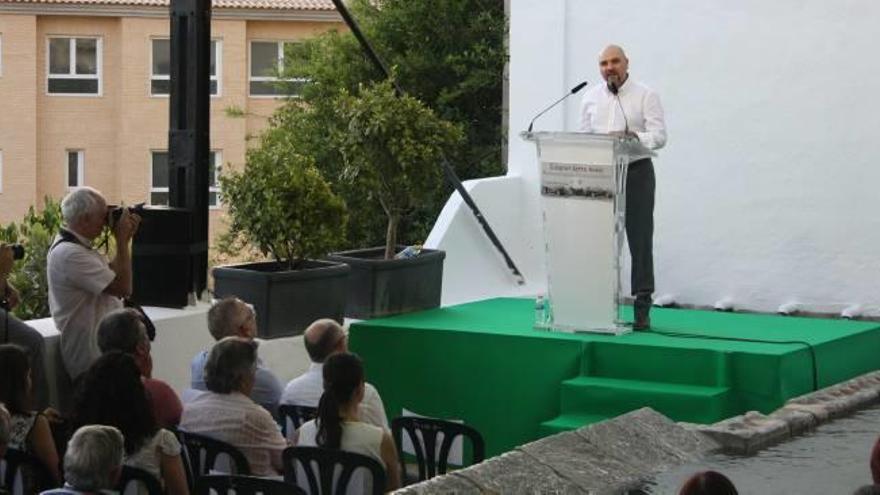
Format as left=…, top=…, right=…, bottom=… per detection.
left=281, top=319, right=389, bottom=430
left=579, top=45, right=666, bottom=330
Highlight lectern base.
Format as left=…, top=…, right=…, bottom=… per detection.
left=536, top=322, right=632, bottom=336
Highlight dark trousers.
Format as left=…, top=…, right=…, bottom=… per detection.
left=625, top=158, right=655, bottom=310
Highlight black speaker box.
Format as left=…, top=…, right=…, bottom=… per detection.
left=131, top=206, right=194, bottom=308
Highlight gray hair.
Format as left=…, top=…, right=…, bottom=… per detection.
left=61, top=186, right=105, bottom=226
left=0, top=402, right=10, bottom=448
left=97, top=308, right=148, bottom=354
left=205, top=336, right=257, bottom=394
left=207, top=297, right=248, bottom=341
left=64, top=425, right=124, bottom=492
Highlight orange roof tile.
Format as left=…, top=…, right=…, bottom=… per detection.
left=0, top=0, right=335, bottom=10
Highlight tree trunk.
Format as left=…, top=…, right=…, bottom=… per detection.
left=385, top=214, right=399, bottom=260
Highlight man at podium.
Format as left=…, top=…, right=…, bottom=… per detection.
left=579, top=44, right=667, bottom=330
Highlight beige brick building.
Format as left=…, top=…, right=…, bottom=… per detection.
left=0, top=0, right=341, bottom=235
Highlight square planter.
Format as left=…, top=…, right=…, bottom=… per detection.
left=326, top=246, right=445, bottom=319
left=212, top=259, right=350, bottom=338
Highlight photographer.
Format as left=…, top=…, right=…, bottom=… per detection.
left=47, top=187, right=140, bottom=383
left=1, top=244, right=49, bottom=409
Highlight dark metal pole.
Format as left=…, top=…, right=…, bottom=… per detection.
left=330, top=0, right=525, bottom=285
left=168, top=0, right=210, bottom=298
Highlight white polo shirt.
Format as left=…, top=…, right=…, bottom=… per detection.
left=47, top=230, right=122, bottom=379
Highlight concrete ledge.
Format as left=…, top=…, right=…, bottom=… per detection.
left=394, top=408, right=719, bottom=494
left=683, top=369, right=880, bottom=454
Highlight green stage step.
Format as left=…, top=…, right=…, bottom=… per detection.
left=559, top=376, right=731, bottom=424
left=585, top=342, right=730, bottom=387
left=538, top=413, right=611, bottom=437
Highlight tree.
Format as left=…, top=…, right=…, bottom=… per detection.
left=282, top=0, right=507, bottom=248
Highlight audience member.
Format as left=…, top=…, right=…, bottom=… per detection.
left=70, top=352, right=188, bottom=494
left=96, top=308, right=182, bottom=427
left=47, top=187, right=140, bottom=381
left=679, top=470, right=738, bottom=495
left=40, top=425, right=124, bottom=495
left=294, top=352, right=401, bottom=492
left=189, top=297, right=282, bottom=415
left=0, top=402, right=10, bottom=458
left=871, top=434, right=880, bottom=484
left=282, top=319, right=388, bottom=430
left=0, top=344, right=62, bottom=487
left=1, top=244, right=49, bottom=409
left=180, top=337, right=287, bottom=476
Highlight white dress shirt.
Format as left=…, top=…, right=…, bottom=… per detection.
left=281, top=362, right=390, bottom=431
left=579, top=76, right=667, bottom=158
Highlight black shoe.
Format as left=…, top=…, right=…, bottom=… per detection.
left=633, top=315, right=651, bottom=331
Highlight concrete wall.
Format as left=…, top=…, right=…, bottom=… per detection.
left=431, top=0, right=880, bottom=317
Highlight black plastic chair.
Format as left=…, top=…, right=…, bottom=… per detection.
left=194, top=475, right=304, bottom=495
left=282, top=446, right=386, bottom=495
left=177, top=430, right=251, bottom=491
left=278, top=404, right=318, bottom=437
left=1, top=447, right=57, bottom=494
left=117, top=465, right=162, bottom=495
left=391, top=416, right=485, bottom=484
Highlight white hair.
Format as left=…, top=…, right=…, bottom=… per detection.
left=61, top=186, right=105, bottom=226
left=64, top=425, right=124, bottom=491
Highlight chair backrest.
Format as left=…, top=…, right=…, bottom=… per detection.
left=278, top=405, right=318, bottom=437
left=176, top=429, right=251, bottom=490
left=0, top=447, right=57, bottom=495
left=390, top=416, right=485, bottom=482
left=194, top=475, right=304, bottom=495
left=282, top=446, right=386, bottom=495
left=117, top=465, right=163, bottom=495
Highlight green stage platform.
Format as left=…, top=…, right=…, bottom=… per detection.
left=349, top=298, right=880, bottom=457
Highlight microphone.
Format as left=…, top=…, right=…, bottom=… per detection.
left=526, top=81, right=588, bottom=133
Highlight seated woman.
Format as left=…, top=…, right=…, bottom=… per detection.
left=295, top=352, right=401, bottom=492
left=180, top=337, right=288, bottom=476
left=71, top=352, right=189, bottom=495
left=0, top=344, right=62, bottom=490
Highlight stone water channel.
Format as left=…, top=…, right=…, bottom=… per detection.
left=395, top=370, right=880, bottom=494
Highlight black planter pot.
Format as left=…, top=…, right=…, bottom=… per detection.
left=326, top=246, right=445, bottom=319
left=212, top=260, right=350, bottom=338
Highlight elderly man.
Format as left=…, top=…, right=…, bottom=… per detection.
left=1, top=245, right=49, bottom=409
left=96, top=308, right=182, bottom=427
left=189, top=297, right=282, bottom=414
left=40, top=425, right=125, bottom=495
left=181, top=337, right=288, bottom=476
left=281, top=319, right=388, bottom=430
left=47, top=187, right=140, bottom=381
left=579, top=44, right=667, bottom=330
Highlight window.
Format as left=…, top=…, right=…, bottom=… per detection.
left=151, top=151, right=221, bottom=208
left=48, top=37, right=101, bottom=95
left=249, top=41, right=303, bottom=97
left=67, top=150, right=84, bottom=189
left=151, top=39, right=221, bottom=96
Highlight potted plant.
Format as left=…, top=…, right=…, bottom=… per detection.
left=325, top=81, right=464, bottom=318
left=213, top=129, right=350, bottom=338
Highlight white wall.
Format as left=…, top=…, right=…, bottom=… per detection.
left=430, top=0, right=880, bottom=316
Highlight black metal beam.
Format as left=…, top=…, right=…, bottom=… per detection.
left=168, top=0, right=210, bottom=298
